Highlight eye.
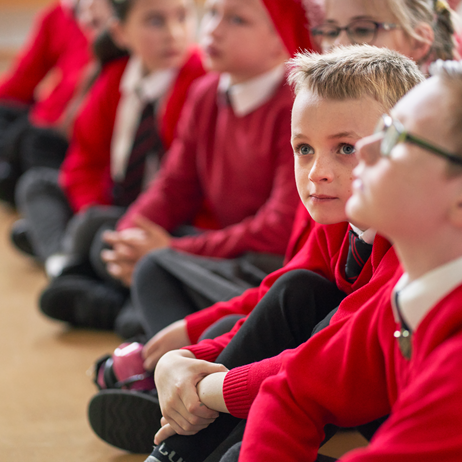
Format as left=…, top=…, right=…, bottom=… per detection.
left=146, top=14, right=165, bottom=27
left=340, top=144, right=356, bottom=155
left=295, top=144, right=314, bottom=156
left=228, top=14, right=246, bottom=25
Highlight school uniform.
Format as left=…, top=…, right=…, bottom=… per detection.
left=0, top=1, right=91, bottom=126
left=118, top=66, right=299, bottom=258
left=183, top=221, right=394, bottom=362
left=16, top=49, right=205, bottom=262
left=240, top=256, right=462, bottom=461
left=0, top=1, right=91, bottom=203
left=133, top=224, right=399, bottom=462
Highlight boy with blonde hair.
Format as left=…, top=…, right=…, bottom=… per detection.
left=238, top=60, right=462, bottom=462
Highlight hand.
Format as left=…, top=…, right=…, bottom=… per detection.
left=142, top=320, right=191, bottom=371
left=101, top=216, right=171, bottom=285
left=154, top=417, right=177, bottom=445
left=155, top=350, right=228, bottom=437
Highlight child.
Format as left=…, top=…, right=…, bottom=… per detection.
left=87, top=46, right=424, bottom=457
left=236, top=59, right=462, bottom=462
left=0, top=0, right=106, bottom=204
left=38, top=0, right=316, bottom=333
left=135, top=0, right=454, bottom=373
left=13, top=0, right=205, bottom=329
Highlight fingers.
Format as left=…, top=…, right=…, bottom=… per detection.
left=154, top=423, right=177, bottom=445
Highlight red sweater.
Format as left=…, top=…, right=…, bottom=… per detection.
left=117, top=72, right=300, bottom=259
left=240, top=275, right=462, bottom=462
left=184, top=221, right=395, bottom=363
left=60, top=50, right=205, bottom=212
left=0, top=2, right=91, bottom=126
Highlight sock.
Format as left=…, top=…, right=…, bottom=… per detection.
left=144, top=442, right=188, bottom=462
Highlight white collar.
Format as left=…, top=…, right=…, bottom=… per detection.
left=218, top=64, right=286, bottom=117
left=392, top=255, right=462, bottom=331
left=349, top=224, right=376, bottom=245
left=120, top=56, right=178, bottom=102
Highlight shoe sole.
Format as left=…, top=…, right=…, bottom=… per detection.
left=88, top=389, right=162, bottom=454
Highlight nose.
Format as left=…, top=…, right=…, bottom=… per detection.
left=356, top=133, right=382, bottom=165
left=308, top=154, right=335, bottom=184
left=333, top=29, right=352, bottom=47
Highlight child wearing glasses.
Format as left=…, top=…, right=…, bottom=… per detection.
left=235, top=59, right=462, bottom=462
left=312, top=0, right=455, bottom=73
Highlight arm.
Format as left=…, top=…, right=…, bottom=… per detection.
left=154, top=350, right=228, bottom=438
left=0, top=4, right=62, bottom=104
left=59, top=60, right=124, bottom=212
left=239, top=285, right=395, bottom=462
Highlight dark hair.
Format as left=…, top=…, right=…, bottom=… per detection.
left=110, top=0, right=135, bottom=21
left=93, top=28, right=128, bottom=65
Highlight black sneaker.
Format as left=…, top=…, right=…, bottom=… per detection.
left=88, top=389, right=162, bottom=454
left=39, top=275, right=127, bottom=329
left=10, top=218, right=35, bottom=257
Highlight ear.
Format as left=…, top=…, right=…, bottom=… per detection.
left=409, top=22, right=434, bottom=63
left=108, top=17, right=128, bottom=50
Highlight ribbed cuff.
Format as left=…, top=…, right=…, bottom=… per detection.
left=223, top=365, right=253, bottom=419
left=182, top=342, right=221, bottom=362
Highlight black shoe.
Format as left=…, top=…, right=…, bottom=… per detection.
left=10, top=218, right=35, bottom=256
left=88, top=389, right=162, bottom=454
left=39, top=275, right=127, bottom=329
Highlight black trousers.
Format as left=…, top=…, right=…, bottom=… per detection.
left=157, top=269, right=347, bottom=462
left=132, top=248, right=284, bottom=338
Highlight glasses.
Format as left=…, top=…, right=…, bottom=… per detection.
left=375, top=115, right=462, bottom=166
left=311, top=20, right=400, bottom=46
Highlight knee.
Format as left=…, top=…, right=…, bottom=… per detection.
left=132, top=249, right=169, bottom=291
left=15, top=167, right=59, bottom=207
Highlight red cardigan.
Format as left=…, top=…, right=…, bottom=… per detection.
left=0, top=2, right=91, bottom=126
left=184, top=221, right=395, bottom=361
left=240, top=275, right=462, bottom=462
left=59, top=49, right=206, bottom=212
left=117, top=72, right=300, bottom=259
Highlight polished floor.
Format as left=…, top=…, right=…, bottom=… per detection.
left=0, top=3, right=368, bottom=460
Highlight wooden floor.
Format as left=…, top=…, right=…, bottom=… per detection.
left=0, top=2, right=368, bottom=460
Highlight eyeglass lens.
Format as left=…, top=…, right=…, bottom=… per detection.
left=314, top=20, right=378, bottom=45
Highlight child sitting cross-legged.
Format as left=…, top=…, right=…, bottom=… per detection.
left=87, top=46, right=425, bottom=459
left=235, top=59, right=462, bottom=462
left=37, top=0, right=317, bottom=334
left=13, top=0, right=206, bottom=330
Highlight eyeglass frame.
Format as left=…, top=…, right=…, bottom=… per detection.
left=376, top=114, right=462, bottom=166
left=311, top=20, right=400, bottom=45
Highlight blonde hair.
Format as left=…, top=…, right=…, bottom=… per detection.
left=384, top=0, right=456, bottom=61
left=288, top=45, right=425, bottom=111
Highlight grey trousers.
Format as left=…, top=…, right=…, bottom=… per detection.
left=132, top=247, right=284, bottom=338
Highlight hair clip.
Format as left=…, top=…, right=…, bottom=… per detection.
left=435, top=0, right=450, bottom=14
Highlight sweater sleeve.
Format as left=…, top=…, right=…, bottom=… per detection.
left=239, top=285, right=395, bottom=462
left=59, top=60, right=124, bottom=212
left=0, top=3, right=62, bottom=104
left=340, top=332, right=462, bottom=462
left=168, top=109, right=299, bottom=258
